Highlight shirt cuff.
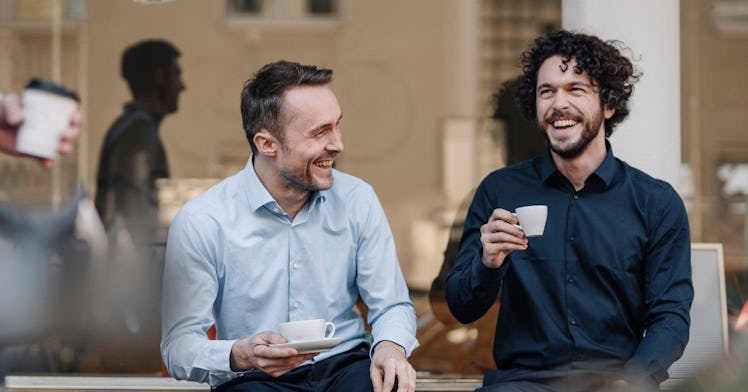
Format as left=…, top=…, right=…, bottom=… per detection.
left=370, top=337, right=418, bottom=360
left=371, top=333, right=419, bottom=358
left=198, top=339, right=244, bottom=387
left=472, top=256, right=506, bottom=284
left=622, top=360, right=662, bottom=390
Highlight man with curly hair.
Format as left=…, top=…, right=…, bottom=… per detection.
left=445, top=30, right=692, bottom=391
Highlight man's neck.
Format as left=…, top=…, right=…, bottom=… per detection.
left=132, top=96, right=167, bottom=119
left=552, top=136, right=607, bottom=191
left=253, top=156, right=311, bottom=219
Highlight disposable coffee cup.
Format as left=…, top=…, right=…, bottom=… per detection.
left=15, top=78, right=80, bottom=160
left=279, top=319, right=335, bottom=342
left=515, top=205, right=548, bottom=237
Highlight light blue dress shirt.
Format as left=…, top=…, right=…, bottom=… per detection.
left=161, top=156, right=418, bottom=387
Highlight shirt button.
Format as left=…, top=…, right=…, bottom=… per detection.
left=292, top=303, right=300, bottom=309
left=573, top=193, right=579, bottom=200
left=569, top=236, right=576, bottom=242
left=292, top=263, right=299, bottom=269
left=570, top=319, right=577, bottom=325
left=568, top=277, right=575, bottom=283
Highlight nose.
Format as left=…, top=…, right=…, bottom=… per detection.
left=552, top=90, right=570, bottom=110
left=327, top=127, right=344, bottom=153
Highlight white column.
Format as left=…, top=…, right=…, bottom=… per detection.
left=562, top=0, right=681, bottom=187
left=441, top=0, right=478, bottom=117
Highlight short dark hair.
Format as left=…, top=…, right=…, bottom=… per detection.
left=516, top=30, right=640, bottom=137
left=240, top=60, right=333, bottom=154
left=121, top=39, right=181, bottom=97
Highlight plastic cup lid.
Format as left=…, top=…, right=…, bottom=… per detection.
left=25, top=78, right=80, bottom=102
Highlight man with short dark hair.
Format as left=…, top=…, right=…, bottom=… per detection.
left=161, top=60, right=418, bottom=391
left=95, top=39, right=185, bottom=237
left=446, top=30, right=693, bottom=391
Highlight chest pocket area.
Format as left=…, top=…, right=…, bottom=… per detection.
left=510, top=231, right=564, bottom=264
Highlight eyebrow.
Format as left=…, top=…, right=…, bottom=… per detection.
left=568, top=81, right=593, bottom=88
left=537, top=80, right=593, bottom=90
left=309, top=114, right=343, bottom=134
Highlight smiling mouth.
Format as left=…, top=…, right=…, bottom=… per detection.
left=552, top=119, right=578, bottom=129
left=314, top=160, right=333, bottom=168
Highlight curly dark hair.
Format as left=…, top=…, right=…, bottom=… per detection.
left=516, top=30, right=640, bottom=137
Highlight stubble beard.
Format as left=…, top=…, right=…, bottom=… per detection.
left=542, top=109, right=604, bottom=160
left=279, top=166, right=330, bottom=193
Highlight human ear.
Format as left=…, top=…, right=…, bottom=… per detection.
left=152, top=67, right=167, bottom=88
left=603, top=105, right=615, bottom=120
left=253, top=129, right=278, bottom=157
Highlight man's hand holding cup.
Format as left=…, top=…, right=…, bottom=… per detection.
left=480, top=205, right=548, bottom=269
left=1, top=79, right=82, bottom=168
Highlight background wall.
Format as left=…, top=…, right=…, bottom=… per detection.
left=85, top=0, right=471, bottom=287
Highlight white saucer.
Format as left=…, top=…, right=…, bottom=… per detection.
left=270, top=338, right=342, bottom=354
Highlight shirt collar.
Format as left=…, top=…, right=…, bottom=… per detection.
left=242, top=155, right=326, bottom=213
left=124, top=101, right=163, bottom=125
left=538, top=140, right=617, bottom=190
left=593, top=140, right=617, bottom=188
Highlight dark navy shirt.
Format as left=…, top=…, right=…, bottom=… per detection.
left=445, top=143, right=693, bottom=387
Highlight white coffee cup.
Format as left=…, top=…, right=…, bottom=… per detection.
left=15, top=79, right=79, bottom=160
left=515, top=205, right=548, bottom=237
left=279, top=318, right=335, bottom=342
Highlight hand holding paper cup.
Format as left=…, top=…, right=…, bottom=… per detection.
left=15, top=79, right=80, bottom=160
left=515, top=205, right=548, bottom=237
left=279, top=319, right=335, bottom=343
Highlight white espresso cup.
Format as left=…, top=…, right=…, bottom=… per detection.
left=515, top=205, right=548, bottom=237
left=15, top=79, right=79, bottom=160
left=279, top=319, right=336, bottom=342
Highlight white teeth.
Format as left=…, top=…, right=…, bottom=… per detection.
left=553, top=119, right=577, bottom=128
left=315, top=160, right=333, bottom=168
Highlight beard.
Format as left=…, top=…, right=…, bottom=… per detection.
left=542, top=108, right=603, bottom=160
left=279, top=165, right=331, bottom=193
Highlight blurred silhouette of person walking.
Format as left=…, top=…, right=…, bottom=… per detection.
left=88, top=38, right=185, bottom=373
left=94, top=39, right=185, bottom=242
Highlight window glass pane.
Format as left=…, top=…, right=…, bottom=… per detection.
left=13, top=0, right=55, bottom=20
left=307, top=0, right=335, bottom=15
left=228, top=0, right=263, bottom=14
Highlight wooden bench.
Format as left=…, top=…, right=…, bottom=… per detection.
left=2, top=374, right=696, bottom=391
left=3, top=376, right=208, bottom=391
left=4, top=375, right=482, bottom=392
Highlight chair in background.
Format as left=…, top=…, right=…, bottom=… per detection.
left=662, top=243, right=729, bottom=389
